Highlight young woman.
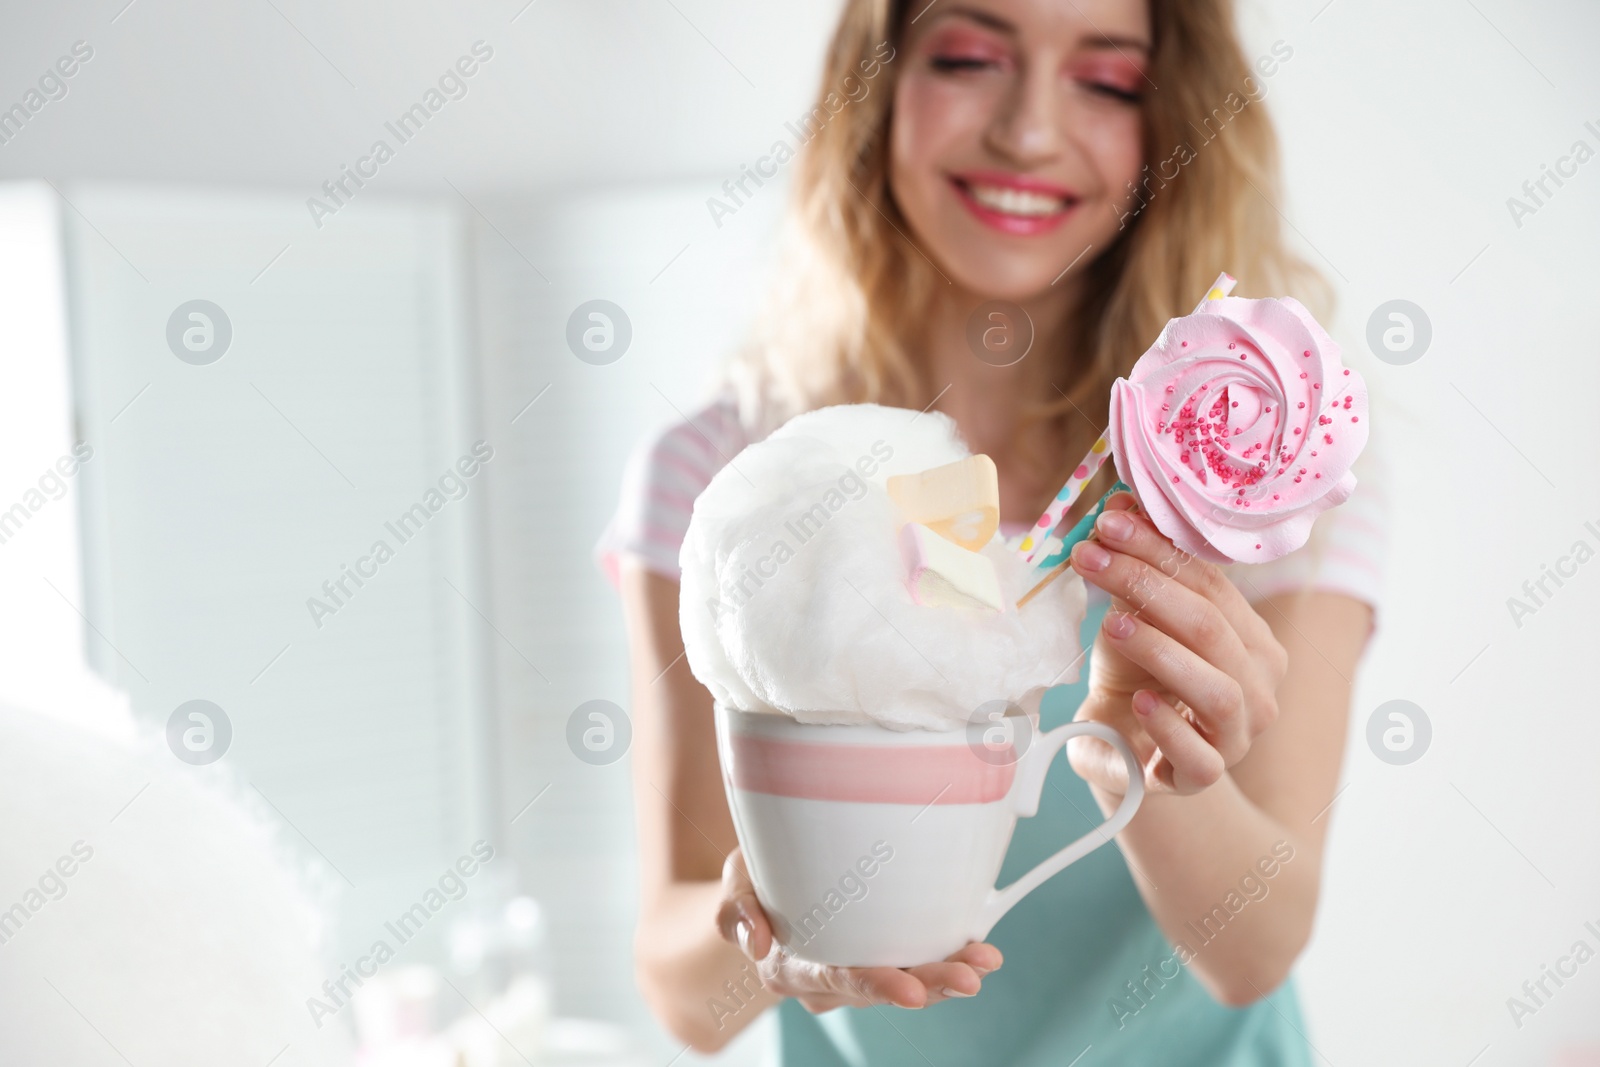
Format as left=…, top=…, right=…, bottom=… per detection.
left=599, top=0, right=1386, bottom=1062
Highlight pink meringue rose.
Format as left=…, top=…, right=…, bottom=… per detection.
left=1106, top=295, right=1368, bottom=564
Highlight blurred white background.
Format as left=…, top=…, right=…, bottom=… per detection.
left=0, top=0, right=1596, bottom=1064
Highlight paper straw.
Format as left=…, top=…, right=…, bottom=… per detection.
left=1028, top=481, right=1125, bottom=570
left=1015, top=271, right=1237, bottom=567
left=1193, top=270, right=1236, bottom=313
left=1017, top=438, right=1110, bottom=562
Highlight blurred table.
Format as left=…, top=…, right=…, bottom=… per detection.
left=357, top=1017, right=652, bottom=1067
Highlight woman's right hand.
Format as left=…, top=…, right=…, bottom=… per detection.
left=714, top=849, right=1003, bottom=1013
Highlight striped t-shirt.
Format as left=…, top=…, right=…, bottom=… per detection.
left=596, top=396, right=1388, bottom=618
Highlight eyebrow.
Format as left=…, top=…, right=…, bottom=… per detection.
left=922, top=4, right=1015, bottom=33
left=1082, top=33, right=1151, bottom=55
left=919, top=5, right=1151, bottom=54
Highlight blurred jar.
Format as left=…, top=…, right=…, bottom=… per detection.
left=446, top=895, right=552, bottom=1065
left=352, top=965, right=453, bottom=1066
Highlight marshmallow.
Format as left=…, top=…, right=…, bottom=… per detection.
left=886, top=455, right=999, bottom=551
left=900, top=523, right=1005, bottom=611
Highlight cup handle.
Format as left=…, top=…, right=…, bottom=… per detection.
left=972, top=720, right=1144, bottom=940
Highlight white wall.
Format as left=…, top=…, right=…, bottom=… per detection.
left=0, top=183, right=131, bottom=731
left=469, top=182, right=782, bottom=1065
left=0, top=0, right=842, bottom=195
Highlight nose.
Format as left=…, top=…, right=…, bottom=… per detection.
left=984, top=60, right=1064, bottom=164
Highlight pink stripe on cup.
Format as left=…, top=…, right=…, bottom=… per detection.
left=727, top=734, right=1015, bottom=805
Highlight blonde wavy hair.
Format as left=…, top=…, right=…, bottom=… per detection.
left=727, top=0, right=1331, bottom=516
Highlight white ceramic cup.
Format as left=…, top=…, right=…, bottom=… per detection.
left=715, top=703, right=1144, bottom=968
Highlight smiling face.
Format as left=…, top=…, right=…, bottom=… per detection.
left=889, top=0, right=1151, bottom=303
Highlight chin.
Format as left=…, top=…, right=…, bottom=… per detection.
left=935, top=245, right=1087, bottom=304
left=948, top=262, right=1065, bottom=303
left=919, top=209, right=1117, bottom=304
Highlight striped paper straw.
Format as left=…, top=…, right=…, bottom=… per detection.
left=1016, top=271, right=1237, bottom=565
left=1018, top=438, right=1110, bottom=562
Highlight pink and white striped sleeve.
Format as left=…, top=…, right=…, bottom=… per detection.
left=1223, top=439, right=1391, bottom=624
left=595, top=397, right=751, bottom=586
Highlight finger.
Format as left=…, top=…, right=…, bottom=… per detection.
left=716, top=851, right=773, bottom=961
left=1067, top=731, right=1134, bottom=795
left=946, top=941, right=1003, bottom=976
left=780, top=945, right=1001, bottom=1009
left=1099, top=611, right=1250, bottom=764
left=1103, top=490, right=1138, bottom=513
left=797, top=992, right=862, bottom=1014
left=1064, top=696, right=1158, bottom=795
left=1091, top=505, right=1277, bottom=651
left=904, top=961, right=982, bottom=1002
left=1072, top=538, right=1254, bottom=682
left=901, top=940, right=1005, bottom=1004
left=1132, top=689, right=1226, bottom=794
left=816, top=964, right=927, bottom=1008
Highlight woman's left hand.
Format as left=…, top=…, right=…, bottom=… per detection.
left=1066, top=492, right=1290, bottom=796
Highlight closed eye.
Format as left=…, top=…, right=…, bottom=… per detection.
left=1086, top=81, right=1142, bottom=104
left=931, top=56, right=999, bottom=72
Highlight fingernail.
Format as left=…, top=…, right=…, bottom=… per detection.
left=1075, top=542, right=1112, bottom=572
left=734, top=919, right=754, bottom=958
left=941, top=987, right=975, bottom=998
left=1132, top=690, right=1158, bottom=716
left=972, top=965, right=994, bottom=977
left=1104, top=612, right=1136, bottom=638
left=1097, top=511, right=1134, bottom=542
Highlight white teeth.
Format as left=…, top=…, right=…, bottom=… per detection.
left=966, top=182, right=1069, bottom=217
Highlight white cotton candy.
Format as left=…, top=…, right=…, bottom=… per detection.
left=679, top=404, right=1087, bottom=731
left=0, top=703, right=352, bottom=1067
